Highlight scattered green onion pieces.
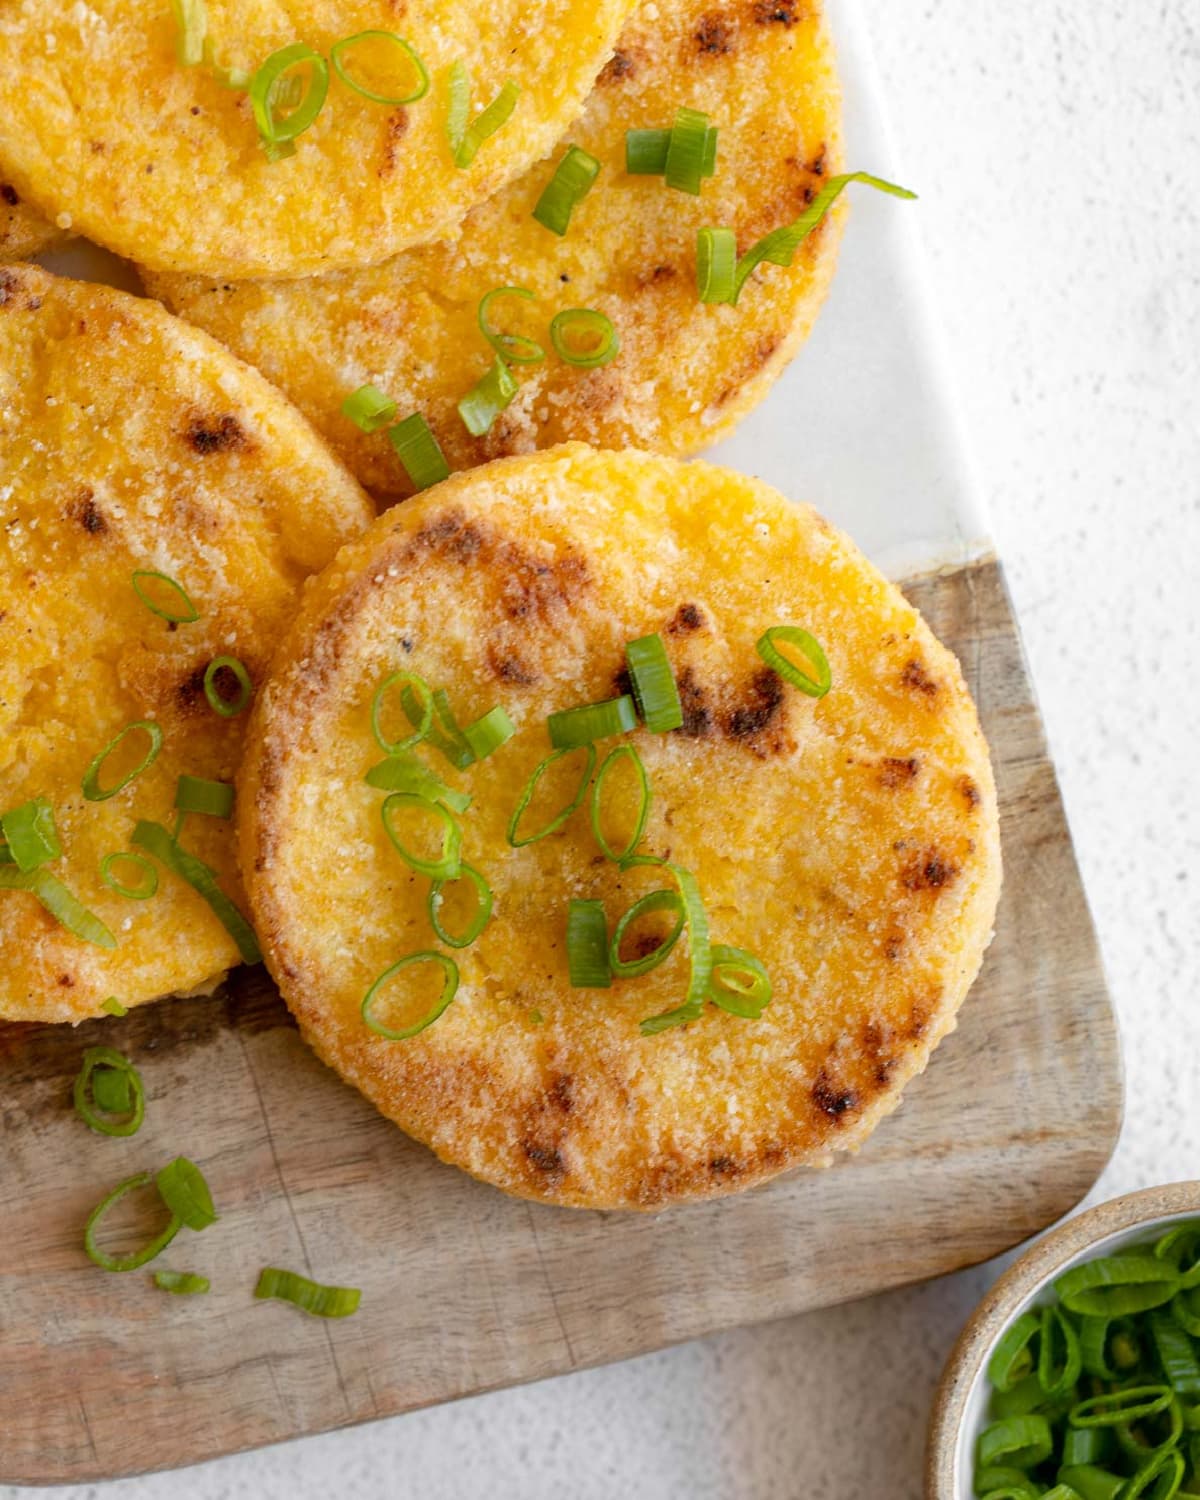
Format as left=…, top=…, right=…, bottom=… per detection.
left=445, top=58, right=471, bottom=156
left=457, top=355, right=518, bottom=438
left=1039, top=1302, right=1083, bottom=1396
left=132, top=568, right=199, bottom=623
left=0, top=797, right=60, bottom=872
left=0, top=867, right=116, bottom=948
left=364, top=753, right=471, bottom=813
left=477, top=286, right=545, bottom=365
left=82, top=720, right=164, bottom=801
left=1172, top=1290, right=1200, bottom=1338
left=372, top=670, right=434, bottom=754
left=549, top=307, right=620, bottom=368
left=989, top=1310, right=1042, bottom=1392
left=978, top=1415, right=1054, bottom=1470
left=533, top=144, right=601, bottom=235
left=566, top=899, right=611, bottom=988
left=697, top=226, right=737, bottom=305
left=462, top=705, right=515, bottom=760
left=589, top=744, right=650, bottom=862
left=707, top=945, right=772, bottom=1019
left=1056, top=1258, right=1181, bottom=1318
left=1158, top=1227, right=1200, bottom=1291
left=609, top=889, right=685, bottom=978
left=132, top=820, right=261, bottom=963
left=546, top=694, right=637, bottom=749
left=507, top=745, right=595, bottom=847
left=342, top=382, right=398, bottom=434
left=250, top=43, right=329, bottom=154
left=255, top=1267, right=361, bottom=1318
left=330, top=30, right=429, bottom=105
left=156, top=1156, right=218, bottom=1231
left=73, top=1046, right=145, bottom=1137
left=388, top=412, right=451, bottom=490
left=625, top=634, right=683, bottom=732
left=1150, top=1311, right=1200, bottom=1397
left=626, top=856, right=711, bottom=1035
left=756, top=626, right=832, bottom=699
left=625, top=127, right=671, bottom=175
left=169, top=0, right=207, bottom=67
left=101, top=851, right=158, bottom=901
left=361, top=951, right=459, bottom=1041
left=381, top=793, right=462, bottom=880
left=452, top=77, right=520, bottom=169
left=154, top=1270, right=210, bottom=1295
left=1057, top=1468, right=1125, bottom=1500
left=101, top=997, right=128, bottom=1017
left=429, top=863, right=493, bottom=949
left=664, top=107, right=713, bottom=195
left=175, top=774, right=235, bottom=821
left=203, top=655, right=254, bottom=718
left=84, top=1171, right=181, bottom=1272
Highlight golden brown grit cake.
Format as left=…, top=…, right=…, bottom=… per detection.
left=0, top=265, right=372, bottom=1023
left=145, top=0, right=845, bottom=501
left=240, top=444, right=1002, bottom=1210
left=0, top=0, right=636, bottom=278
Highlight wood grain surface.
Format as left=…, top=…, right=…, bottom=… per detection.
left=0, top=557, right=1122, bottom=1485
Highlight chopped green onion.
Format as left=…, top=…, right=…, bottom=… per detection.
left=132, top=820, right=261, bottom=963
left=1056, top=1258, right=1180, bottom=1319
left=549, top=307, right=620, bottom=368
left=625, top=634, right=683, bottom=732
left=1069, top=1386, right=1175, bottom=1429
left=507, top=745, right=595, bottom=846
left=609, top=889, right=685, bottom=978
left=101, top=851, right=158, bottom=901
left=1057, top=1468, right=1125, bottom=1500
left=533, top=144, right=601, bottom=235
left=625, top=127, right=670, bottom=175
left=341, top=382, right=399, bottom=433
left=388, top=412, right=451, bottom=490
left=429, top=863, right=493, bottom=949
left=156, top=1156, right=218, bottom=1231
left=132, top=568, right=199, bottom=623
left=445, top=58, right=471, bottom=155
left=566, top=899, right=611, bottom=988
left=404, top=686, right=474, bottom=770
left=988, top=1310, right=1041, bottom=1392
left=625, top=855, right=712, bottom=1035
left=175, top=774, right=235, bottom=820
left=372, top=670, right=434, bottom=754
left=250, top=43, right=329, bottom=151
left=154, top=1270, right=210, bottom=1295
left=330, top=30, right=430, bottom=105
left=73, top=1046, right=145, bottom=1137
left=457, top=356, right=518, bottom=438
left=664, top=107, right=712, bottom=195
left=707, top=945, right=772, bottom=1018
left=977, top=1415, right=1054, bottom=1469
left=1171, top=1289, right=1200, bottom=1337
left=477, top=286, right=546, bottom=365
left=1124, top=1450, right=1185, bottom=1500
left=547, top=694, right=637, bottom=749
left=589, top=744, right=650, bottom=862
left=462, top=705, right=515, bottom=760
left=101, top=997, right=128, bottom=1016
left=361, top=951, right=459, bottom=1041
left=0, top=866, right=117, bottom=948
left=82, top=720, right=164, bottom=801
left=697, top=226, right=737, bottom=305
left=381, top=793, right=462, bottom=880
left=364, top=753, right=471, bottom=814
left=84, top=1171, right=181, bottom=1272
left=1062, top=1429, right=1116, bottom=1468
left=756, top=626, right=832, bottom=699
left=0, top=797, right=60, bottom=872
left=255, top=1266, right=361, bottom=1318
left=169, top=0, right=207, bottom=67
left=452, top=77, right=520, bottom=169
left=203, top=656, right=254, bottom=718
left=1149, top=1310, right=1200, bottom=1397
left=1157, top=1226, right=1200, bottom=1290
left=1038, top=1303, right=1083, bottom=1395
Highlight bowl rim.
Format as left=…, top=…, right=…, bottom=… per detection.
left=925, top=1179, right=1200, bottom=1500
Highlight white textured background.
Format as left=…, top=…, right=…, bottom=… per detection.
left=9, top=2, right=1200, bottom=1496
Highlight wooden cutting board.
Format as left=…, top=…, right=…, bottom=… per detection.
left=0, top=557, right=1121, bottom=1486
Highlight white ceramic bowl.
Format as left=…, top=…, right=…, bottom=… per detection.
left=926, top=1181, right=1200, bottom=1499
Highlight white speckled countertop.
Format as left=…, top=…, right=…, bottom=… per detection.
left=9, top=2, right=1199, bottom=1495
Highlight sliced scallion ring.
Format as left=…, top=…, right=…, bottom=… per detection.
left=131, top=568, right=199, bottom=623
left=697, top=226, right=737, bottom=305
left=372, top=670, right=434, bottom=754
left=566, top=899, right=611, bottom=988
left=589, top=744, right=650, bottom=862
left=477, top=286, right=545, bottom=365
left=381, top=793, right=462, bottom=880
left=341, top=381, right=398, bottom=433
left=428, top=863, right=493, bottom=949
left=664, top=107, right=712, bottom=195
left=1055, top=1258, right=1180, bottom=1319
left=457, top=356, right=518, bottom=438
left=444, top=58, right=471, bottom=156
left=132, top=820, right=261, bottom=963
left=453, top=78, right=520, bottom=169
left=507, top=745, right=595, bottom=847
left=255, top=1266, right=361, bottom=1318
left=84, top=1171, right=182, bottom=1272
left=549, top=307, right=620, bottom=368
left=988, top=1310, right=1041, bottom=1391
left=0, top=797, right=61, bottom=872
left=156, top=1156, right=218, bottom=1231
left=462, top=705, right=515, bottom=761
left=169, top=0, right=207, bottom=66
left=174, top=774, right=235, bottom=820
left=977, top=1414, right=1055, bottom=1469
left=101, top=850, right=159, bottom=901
left=1068, top=1386, right=1175, bottom=1429
left=92, top=1066, right=133, bottom=1115
left=82, top=720, right=164, bottom=801
left=154, top=1270, right=210, bottom=1295
left=388, top=412, right=451, bottom=490
left=1038, top=1302, right=1083, bottom=1396
left=756, top=626, right=832, bottom=699
left=624, top=855, right=711, bottom=1035
left=707, top=945, right=772, bottom=1018
left=547, top=694, right=637, bottom=749
left=250, top=43, right=329, bottom=149
left=625, top=127, right=670, bottom=175
left=73, top=1046, right=145, bottom=1137
left=609, top=889, right=685, bottom=978
left=203, top=656, right=254, bottom=718
left=0, top=867, right=116, bottom=948
left=330, top=30, right=430, bottom=105
left=361, top=951, right=459, bottom=1041
left=364, top=753, right=471, bottom=813
left=532, top=144, right=601, bottom=235
left=625, top=633, right=683, bottom=732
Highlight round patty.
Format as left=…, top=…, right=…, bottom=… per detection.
left=0, top=266, right=372, bottom=1023
left=240, top=444, right=1001, bottom=1209
left=146, top=0, right=844, bottom=500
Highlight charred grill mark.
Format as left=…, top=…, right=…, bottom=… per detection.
left=176, top=663, right=209, bottom=713
left=694, top=13, right=735, bottom=53
left=186, top=413, right=246, bottom=455
left=0, top=269, right=20, bottom=306
left=69, top=489, right=107, bottom=535
left=878, top=756, right=920, bottom=789
left=0, top=184, right=18, bottom=206
left=960, top=775, right=982, bottom=809
left=752, top=0, right=804, bottom=22
left=666, top=603, right=705, bottom=634
left=674, top=666, right=713, bottom=738
left=884, top=934, right=904, bottom=962
left=523, top=1141, right=564, bottom=1176
left=380, top=108, right=409, bottom=176
left=599, top=49, right=635, bottom=83
left=58, top=973, right=75, bottom=987
left=412, top=512, right=590, bottom=623
left=612, top=663, right=633, bottom=699
left=708, top=1156, right=739, bottom=1176
left=813, top=1068, right=857, bottom=1120
left=901, top=658, right=941, bottom=697
left=486, top=642, right=537, bottom=685
left=723, top=666, right=784, bottom=740
left=898, top=847, right=959, bottom=893
left=809, top=147, right=827, bottom=176
left=549, top=1074, right=574, bottom=1114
